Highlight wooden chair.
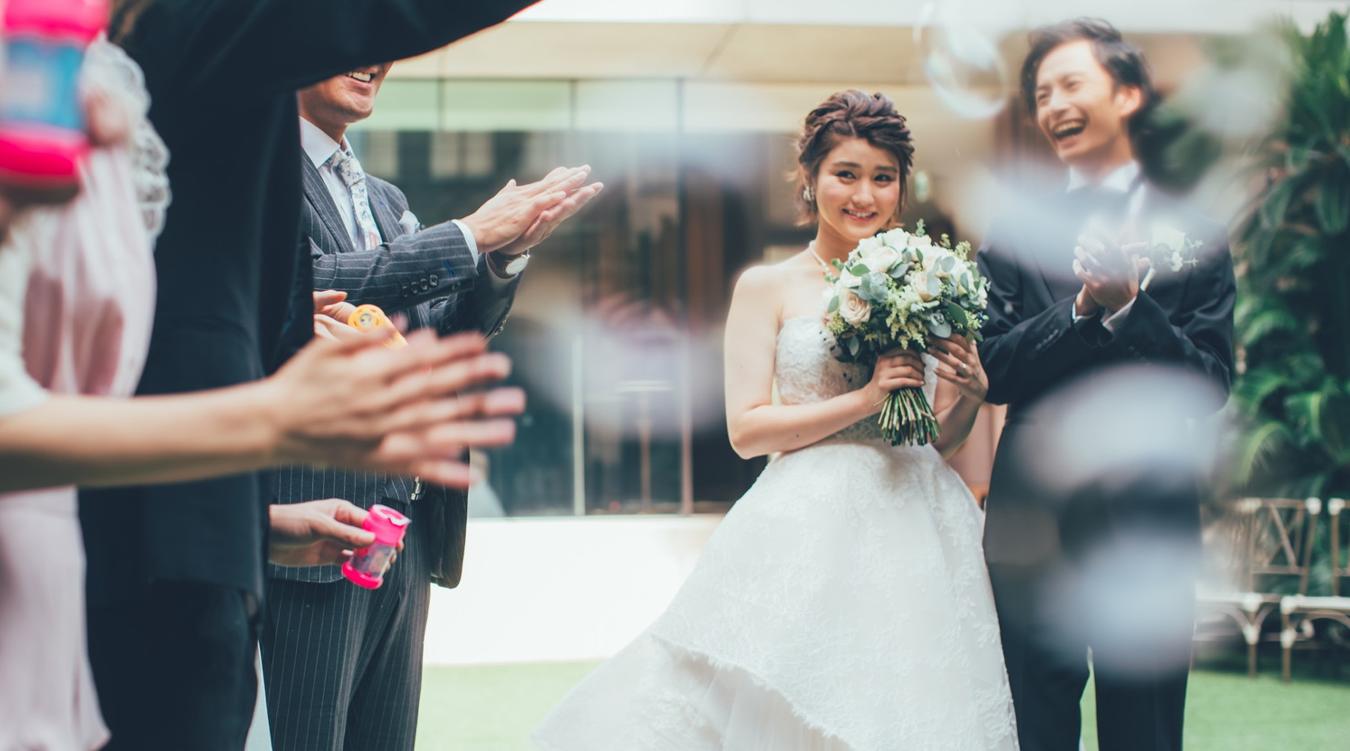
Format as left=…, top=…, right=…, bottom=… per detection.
left=1195, top=497, right=1320, bottom=676
left=1280, top=497, right=1350, bottom=681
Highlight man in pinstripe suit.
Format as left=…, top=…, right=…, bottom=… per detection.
left=261, top=62, right=602, bottom=750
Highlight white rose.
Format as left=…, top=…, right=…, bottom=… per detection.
left=911, top=271, right=940, bottom=302
left=929, top=252, right=958, bottom=278
left=859, top=243, right=902, bottom=274
left=856, top=236, right=883, bottom=253
left=882, top=228, right=911, bottom=248
left=840, top=289, right=872, bottom=325
left=839, top=270, right=863, bottom=289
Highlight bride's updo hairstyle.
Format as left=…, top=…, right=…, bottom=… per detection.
left=794, top=90, right=915, bottom=225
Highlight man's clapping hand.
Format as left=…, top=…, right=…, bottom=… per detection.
left=461, top=166, right=603, bottom=254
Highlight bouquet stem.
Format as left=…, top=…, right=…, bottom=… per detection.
left=878, top=387, right=938, bottom=446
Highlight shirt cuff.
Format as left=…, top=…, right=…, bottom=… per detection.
left=485, top=252, right=524, bottom=288
left=1101, top=298, right=1137, bottom=333
left=450, top=219, right=480, bottom=267
left=489, top=269, right=518, bottom=290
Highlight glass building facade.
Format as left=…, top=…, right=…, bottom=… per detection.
left=350, top=78, right=997, bottom=517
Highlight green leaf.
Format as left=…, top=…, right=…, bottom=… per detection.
left=848, top=264, right=870, bottom=277
left=1315, top=176, right=1349, bottom=234
left=847, top=336, right=860, bottom=357
left=1234, top=368, right=1289, bottom=411
left=941, top=300, right=971, bottom=330
left=1283, top=390, right=1337, bottom=452
left=1319, top=386, right=1350, bottom=461
left=827, top=294, right=840, bottom=314
left=1232, top=420, right=1293, bottom=489
left=1238, top=307, right=1301, bottom=348
left=1260, top=178, right=1296, bottom=229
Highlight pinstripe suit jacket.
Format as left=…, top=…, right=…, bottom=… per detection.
left=269, top=156, right=518, bottom=588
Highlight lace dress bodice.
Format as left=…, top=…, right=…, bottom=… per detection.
left=775, top=316, right=937, bottom=443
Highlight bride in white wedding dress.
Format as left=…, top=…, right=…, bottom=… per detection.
left=535, top=90, right=1018, bottom=751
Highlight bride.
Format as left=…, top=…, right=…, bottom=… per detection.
left=535, top=90, right=1018, bottom=751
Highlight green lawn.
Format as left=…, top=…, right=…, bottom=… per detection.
left=418, top=656, right=1350, bottom=750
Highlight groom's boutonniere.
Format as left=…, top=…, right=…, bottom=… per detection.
left=1129, top=224, right=1203, bottom=291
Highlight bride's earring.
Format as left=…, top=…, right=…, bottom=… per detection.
left=803, top=185, right=815, bottom=204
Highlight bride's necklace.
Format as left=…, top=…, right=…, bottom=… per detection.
left=807, top=243, right=832, bottom=272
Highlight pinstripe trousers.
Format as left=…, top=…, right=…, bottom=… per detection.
left=261, top=499, right=432, bottom=751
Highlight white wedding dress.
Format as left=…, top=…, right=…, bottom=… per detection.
left=534, top=316, right=1019, bottom=751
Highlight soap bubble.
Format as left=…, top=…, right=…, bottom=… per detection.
left=913, top=0, right=1022, bottom=120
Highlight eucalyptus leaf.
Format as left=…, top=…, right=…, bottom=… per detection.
left=927, top=315, right=952, bottom=338
left=942, top=301, right=971, bottom=330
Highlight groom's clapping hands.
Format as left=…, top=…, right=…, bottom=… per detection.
left=1073, top=233, right=1144, bottom=316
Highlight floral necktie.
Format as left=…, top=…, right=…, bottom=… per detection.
left=329, top=147, right=383, bottom=251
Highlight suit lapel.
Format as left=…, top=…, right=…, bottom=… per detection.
left=366, top=180, right=407, bottom=242
left=301, top=158, right=359, bottom=255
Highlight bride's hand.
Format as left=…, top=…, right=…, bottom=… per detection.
left=928, top=334, right=987, bottom=401
left=861, top=350, right=926, bottom=411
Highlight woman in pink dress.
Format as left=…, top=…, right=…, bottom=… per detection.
left=0, top=35, right=522, bottom=750
left=0, top=37, right=161, bottom=749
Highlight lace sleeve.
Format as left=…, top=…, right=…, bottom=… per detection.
left=82, top=37, right=172, bottom=244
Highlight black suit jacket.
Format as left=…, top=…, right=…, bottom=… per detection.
left=269, top=156, right=517, bottom=588
left=977, top=183, right=1236, bottom=564
left=80, top=0, right=536, bottom=605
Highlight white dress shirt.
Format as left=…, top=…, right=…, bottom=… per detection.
left=298, top=117, right=481, bottom=263
left=1068, top=160, right=1145, bottom=332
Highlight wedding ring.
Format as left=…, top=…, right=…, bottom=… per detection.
left=957, top=365, right=969, bottom=377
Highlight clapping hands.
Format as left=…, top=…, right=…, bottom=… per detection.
left=1072, top=232, right=1147, bottom=317
left=268, top=325, right=525, bottom=489
left=462, top=165, right=604, bottom=256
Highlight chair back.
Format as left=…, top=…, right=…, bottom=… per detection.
left=1241, top=497, right=1321, bottom=596
left=1328, top=498, right=1348, bottom=597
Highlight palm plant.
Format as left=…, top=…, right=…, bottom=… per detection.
left=1231, top=12, right=1350, bottom=503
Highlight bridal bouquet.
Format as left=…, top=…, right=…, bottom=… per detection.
left=821, top=222, right=989, bottom=446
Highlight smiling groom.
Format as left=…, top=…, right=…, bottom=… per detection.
left=976, top=18, right=1236, bottom=751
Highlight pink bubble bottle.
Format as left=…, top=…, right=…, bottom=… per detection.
left=0, top=0, right=108, bottom=200
left=341, top=504, right=411, bottom=590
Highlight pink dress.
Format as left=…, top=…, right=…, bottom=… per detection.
left=0, top=39, right=167, bottom=750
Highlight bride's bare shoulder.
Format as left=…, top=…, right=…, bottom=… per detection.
left=733, top=254, right=815, bottom=295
